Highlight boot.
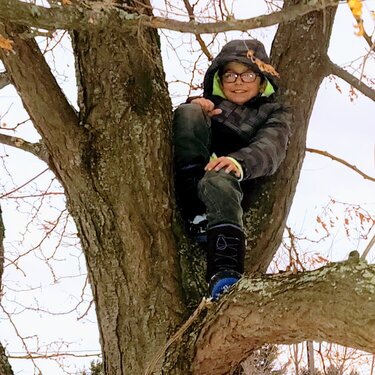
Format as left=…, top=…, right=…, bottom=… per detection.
left=206, top=224, right=245, bottom=300
left=174, top=163, right=206, bottom=220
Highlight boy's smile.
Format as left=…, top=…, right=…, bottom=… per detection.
left=221, top=61, right=262, bottom=105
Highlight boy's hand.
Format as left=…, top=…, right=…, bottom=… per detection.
left=205, top=157, right=241, bottom=178
left=191, top=98, right=222, bottom=117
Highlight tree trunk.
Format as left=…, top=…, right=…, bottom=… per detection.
left=243, top=2, right=337, bottom=273
left=68, top=23, right=189, bottom=374
left=1, top=13, right=187, bottom=375
left=1, top=1, right=356, bottom=374
left=307, top=341, right=315, bottom=374
left=0, top=345, right=13, bottom=375
left=0, top=207, right=14, bottom=375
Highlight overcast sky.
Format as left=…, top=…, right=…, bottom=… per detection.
left=0, top=1, right=374, bottom=373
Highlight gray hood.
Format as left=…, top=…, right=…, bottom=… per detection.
left=203, top=39, right=279, bottom=98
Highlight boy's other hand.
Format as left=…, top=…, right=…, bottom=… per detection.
left=205, top=157, right=241, bottom=178
left=191, top=98, right=222, bottom=117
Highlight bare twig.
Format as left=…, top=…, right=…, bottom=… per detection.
left=347, top=1, right=374, bottom=51
left=8, top=351, right=100, bottom=359
left=182, top=0, right=213, bottom=60
left=361, top=234, right=375, bottom=260
left=145, top=297, right=212, bottom=375
left=0, top=168, right=49, bottom=199
left=306, top=148, right=375, bottom=182
left=362, top=31, right=374, bottom=51
left=0, top=133, right=48, bottom=162
left=0, top=304, right=42, bottom=373
left=326, top=58, right=375, bottom=101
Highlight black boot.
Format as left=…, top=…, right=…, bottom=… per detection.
left=174, top=164, right=207, bottom=242
left=206, top=224, right=245, bottom=300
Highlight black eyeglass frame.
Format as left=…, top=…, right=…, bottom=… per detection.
left=221, top=71, right=258, bottom=83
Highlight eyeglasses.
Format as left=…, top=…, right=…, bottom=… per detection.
left=222, top=71, right=258, bottom=83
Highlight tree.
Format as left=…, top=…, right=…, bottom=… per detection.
left=0, top=207, right=14, bottom=375
left=0, top=0, right=374, bottom=374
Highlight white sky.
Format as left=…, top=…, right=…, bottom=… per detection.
left=0, top=1, right=374, bottom=374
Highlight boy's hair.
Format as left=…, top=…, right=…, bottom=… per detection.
left=217, top=65, right=226, bottom=78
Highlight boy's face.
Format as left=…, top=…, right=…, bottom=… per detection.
left=221, top=61, right=262, bottom=105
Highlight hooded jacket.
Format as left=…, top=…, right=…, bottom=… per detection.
left=202, top=39, right=291, bottom=182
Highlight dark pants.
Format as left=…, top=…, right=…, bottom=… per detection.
left=173, top=103, right=244, bottom=229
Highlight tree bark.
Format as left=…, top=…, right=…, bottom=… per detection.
left=243, top=1, right=338, bottom=273
left=307, top=341, right=315, bottom=374
left=68, top=18, right=189, bottom=373
left=1, top=2, right=189, bottom=374
left=191, top=254, right=375, bottom=374
left=0, top=207, right=14, bottom=375
left=2, top=1, right=373, bottom=375
left=0, top=0, right=339, bottom=34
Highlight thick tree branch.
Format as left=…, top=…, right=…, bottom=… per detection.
left=0, top=133, right=48, bottom=162
left=326, top=58, right=375, bottom=101
left=0, top=0, right=339, bottom=34
left=0, top=71, right=10, bottom=90
left=0, top=21, right=84, bottom=172
left=192, top=253, right=375, bottom=375
left=306, top=147, right=375, bottom=182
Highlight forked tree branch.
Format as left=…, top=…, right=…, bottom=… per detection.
left=0, top=133, right=48, bottom=162
left=326, top=58, right=375, bottom=101
left=182, top=0, right=213, bottom=61
left=306, top=148, right=375, bottom=182
left=0, top=0, right=340, bottom=34
left=0, top=21, right=83, bottom=168
left=191, top=253, right=375, bottom=375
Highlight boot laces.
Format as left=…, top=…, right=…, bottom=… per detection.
left=215, top=234, right=240, bottom=271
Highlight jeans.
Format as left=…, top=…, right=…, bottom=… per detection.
left=173, top=103, right=244, bottom=228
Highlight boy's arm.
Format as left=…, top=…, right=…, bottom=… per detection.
left=228, top=106, right=292, bottom=180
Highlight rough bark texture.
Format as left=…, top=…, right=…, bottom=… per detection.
left=68, top=20, right=188, bottom=373
left=243, top=1, right=337, bottom=274
left=0, top=0, right=339, bottom=34
left=0, top=208, right=14, bottom=375
left=0, top=344, right=14, bottom=375
left=1, top=1, right=372, bottom=375
left=1, top=6, right=187, bottom=375
left=192, top=253, right=375, bottom=374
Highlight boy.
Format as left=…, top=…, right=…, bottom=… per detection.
left=173, top=39, right=291, bottom=300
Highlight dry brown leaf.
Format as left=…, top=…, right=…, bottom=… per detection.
left=62, top=0, right=72, bottom=5
left=246, top=49, right=280, bottom=78
left=0, top=35, right=14, bottom=51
